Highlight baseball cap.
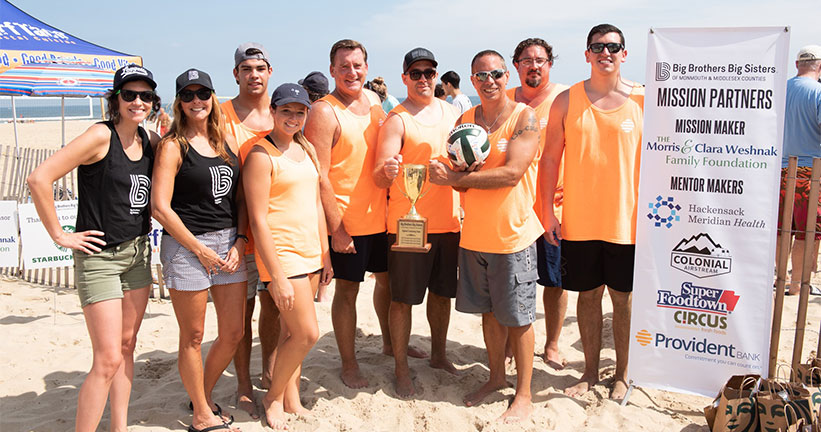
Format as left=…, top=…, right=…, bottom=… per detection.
left=298, top=71, right=329, bottom=94
left=271, top=83, right=311, bottom=108
left=175, top=68, right=214, bottom=94
left=403, top=47, right=437, bottom=73
left=797, top=45, right=821, bottom=62
left=112, top=64, right=156, bottom=91
left=234, top=42, right=270, bottom=67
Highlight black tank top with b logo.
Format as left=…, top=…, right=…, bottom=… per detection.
left=76, top=121, right=153, bottom=249
left=169, top=143, right=239, bottom=236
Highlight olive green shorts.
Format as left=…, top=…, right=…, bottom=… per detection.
left=74, top=235, right=152, bottom=307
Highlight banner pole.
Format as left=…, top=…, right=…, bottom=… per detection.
left=770, top=156, right=797, bottom=377
left=791, top=157, right=821, bottom=373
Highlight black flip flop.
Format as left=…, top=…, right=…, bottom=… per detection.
left=187, top=401, right=234, bottom=425
left=187, top=423, right=230, bottom=432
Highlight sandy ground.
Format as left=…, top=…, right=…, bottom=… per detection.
left=0, top=271, right=818, bottom=432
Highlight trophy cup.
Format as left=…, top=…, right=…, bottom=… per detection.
left=391, top=163, right=431, bottom=252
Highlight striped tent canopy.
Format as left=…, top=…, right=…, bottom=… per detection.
left=0, top=61, right=114, bottom=97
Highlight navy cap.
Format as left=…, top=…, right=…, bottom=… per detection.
left=175, top=68, right=214, bottom=94
left=403, top=47, right=437, bottom=73
left=271, top=83, right=311, bottom=108
left=298, top=71, right=329, bottom=94
left=112, top=64, right=156, bottom=91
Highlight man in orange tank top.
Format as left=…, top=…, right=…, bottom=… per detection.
left=221, top=42, right=275, bottom=419
left=541, top=24, right=644, bottom=401
left=508, top=37, right=570, bottom=371
left=305, top=40, right=412, bottom=389
left=429, top=50, right=542, bottom=422
left=373, top=48, right=461, bottom=398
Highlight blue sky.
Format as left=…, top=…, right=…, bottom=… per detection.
left=11, top=0, right=818, bottom=102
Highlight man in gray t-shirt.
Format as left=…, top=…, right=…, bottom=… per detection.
left=441, top=70, right=472, bottom=114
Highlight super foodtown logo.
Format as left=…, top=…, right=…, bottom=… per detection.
left=634, top=329, right=761, bottom=364
left=671, top=233, right=731, bottom=278
left=657, top=281, right=740, bottom=332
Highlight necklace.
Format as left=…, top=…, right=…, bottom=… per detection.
left=479, top=101, right=507, bottom=132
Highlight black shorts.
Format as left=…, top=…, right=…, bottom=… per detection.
left=536, top=236, right=562, bottom=287
left=387, top=232, right=459, bottom=305
left=329, top=232, right=389, bottom=282
left=561, top=240, right=635, bottom=293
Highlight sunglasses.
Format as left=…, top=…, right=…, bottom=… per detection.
left=588, top=43, right=624, bottom=54
left=178, top=88, right=213, bottom=103
left=406, top=68, right=436, bottom=81
left=473, top=69, right=506, bottom=82
left=117, top=89, right=158, bottom=103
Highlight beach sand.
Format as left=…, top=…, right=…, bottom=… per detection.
left=1, top=122, right=819, bottom=431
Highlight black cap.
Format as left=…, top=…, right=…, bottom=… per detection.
left=112, top=64, right=156, bottom=91
left=298, top=71, right=329, bottom=94
left=175, top=68, right=214, bottom=94
left=403, top=47, right=437, bottom=73
left=271, top=83, right=311, bottom=108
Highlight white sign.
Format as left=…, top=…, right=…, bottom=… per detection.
left=149, top=218, right=163, bottom=264
left=629, top=27, right=789, bottom=397
left=19, top=201, right=77, bottom=269
left=0, top=201, right=19, bottom=267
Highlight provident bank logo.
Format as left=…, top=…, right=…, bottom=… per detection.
left=647, top=195, right=682, bottom=228
left=671, top=233, right=732, bottom=278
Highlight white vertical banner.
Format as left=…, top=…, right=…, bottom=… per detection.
left=0, top=201, right=19, bottom=267
left=149, top=218, right=163, bottom=264
left=19, top=200, right=78, bottom=269
left=629, top=27, right=789, bottom=397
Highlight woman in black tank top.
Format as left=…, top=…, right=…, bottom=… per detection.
left=27, top=65, right=161, bottom=432
left=151, top=69, right=248, bottom=432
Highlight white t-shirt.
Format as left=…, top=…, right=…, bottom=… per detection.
left=451, top=93, right=472, bottom=114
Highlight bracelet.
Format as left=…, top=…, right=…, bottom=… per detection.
left=236, top=234, right=249, bottom=242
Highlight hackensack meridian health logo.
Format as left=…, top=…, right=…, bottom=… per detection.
left=647, top=195, right=682, bottom=228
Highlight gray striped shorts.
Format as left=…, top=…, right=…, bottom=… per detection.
left=160, top=227, right=248, bottom=291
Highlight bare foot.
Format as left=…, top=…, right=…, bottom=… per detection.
left=314, top=285, right=330, bottom=302
left=260, top=376, right=271, bottom=390
left=191, top=413, right=235, bottom=432
left=263, top=398, right=289, bottom=431
left=430, top=357, right=460, bottom=375
left=504, top=355, right=516, bottom=372
left=395, top=373, right=416, bottom=398
left=383, top=345, right=429, bottom=359
left=564, top=373, right=598, bottom=398
left=284, top=401, right=310, bottom=416
left=340, top=367, right=369, bottom=389
left=464, top=379, right=509, bottom=407
left=237, top=393, right=259, bottom=420
left=498, top=395, right=533, bottom=423
left=542, top=347, right=566, bottom=370
left=610, top=379, right=629, bottom=401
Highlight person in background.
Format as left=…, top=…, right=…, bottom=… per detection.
left=152, top=68, right=247, bottom=432
left=27, top=64, right=161, bottom=432
left=299, top=71, right=331, bottom=103
left=441, top=70, right=472, bottom=114
left=435, top=83, right=447, bottom=100
left=368, top=76, right=400, bottom=113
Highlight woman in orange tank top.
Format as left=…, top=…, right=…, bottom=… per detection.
left=243, top=83, right=332, bottom=430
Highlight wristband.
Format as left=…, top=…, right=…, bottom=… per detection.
left=236, top=234, right=249, bottom=242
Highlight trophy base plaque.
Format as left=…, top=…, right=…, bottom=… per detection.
left=391, top=217, right=431, bottom=253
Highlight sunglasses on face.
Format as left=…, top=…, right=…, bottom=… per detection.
left=588, top=43, right=624, bottom=54
left=407, top=68, right=436, bottom=81
left=117, top=89, right=158, bottom=103
left=178, top=88, right=213, bottom=103
left=473, top=69, right=506, bottom=82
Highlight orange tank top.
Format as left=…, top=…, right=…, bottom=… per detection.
left=252, top=138, right=323, bottom=280
left=562, top=81, right=644, bottom=244
left=221, top=100, right=273, bottom=255
left=459, top=103, right=544, bottom=253
left=386, top=99, right=460, bottom=234
left=507, top=84, right=568, bottom=223
left=320, top=92, right=387, bottom=236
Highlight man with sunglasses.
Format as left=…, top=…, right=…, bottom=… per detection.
left=221, top=42, right=275, bottom=420
left=429, top=50, right=542, bottom=422
left=540, top=23, right=644, bottom=401
left=373, top=48, right=461, bottom=398
left=507, top=37, right=569, bottom=372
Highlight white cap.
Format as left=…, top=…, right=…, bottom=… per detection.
left=797, top=45, right=821, bottom=62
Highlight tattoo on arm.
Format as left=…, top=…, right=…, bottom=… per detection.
left=510, top=114, right=538, bottom=141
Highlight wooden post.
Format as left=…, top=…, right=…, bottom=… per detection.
left=791, top=157, right=821, bottom=373
left=156, top=264, right=166, bottom=299
left=771, top=157, right=798, bottom=377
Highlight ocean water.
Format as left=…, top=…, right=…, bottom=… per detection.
left=0, top=96, right=102, bottom=120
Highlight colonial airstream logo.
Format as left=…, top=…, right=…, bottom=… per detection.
left=209, top=166, right=233, bottom=204
left=655, top=62, right=671, bottom=81
left=129, top=174, right=150, bottom=215
left=671, top=233, right=732, bottom=278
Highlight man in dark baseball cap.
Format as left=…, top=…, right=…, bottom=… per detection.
left=112, top=64, right=157, bottom=91
left=299, top=71, right=330, bottom=102
left=403, top=47, right=438, bottom=73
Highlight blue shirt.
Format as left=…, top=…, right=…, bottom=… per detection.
left=782, top=76, right=821, bottom=167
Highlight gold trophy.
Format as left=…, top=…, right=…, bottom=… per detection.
left=392, top=163, right=431, bottom=252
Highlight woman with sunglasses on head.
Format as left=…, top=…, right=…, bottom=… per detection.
left=27, top=64, right=160, bottom=432
left=152, top=69, right=247, bottom=432
left=243, top=83, right=332, bottom=430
